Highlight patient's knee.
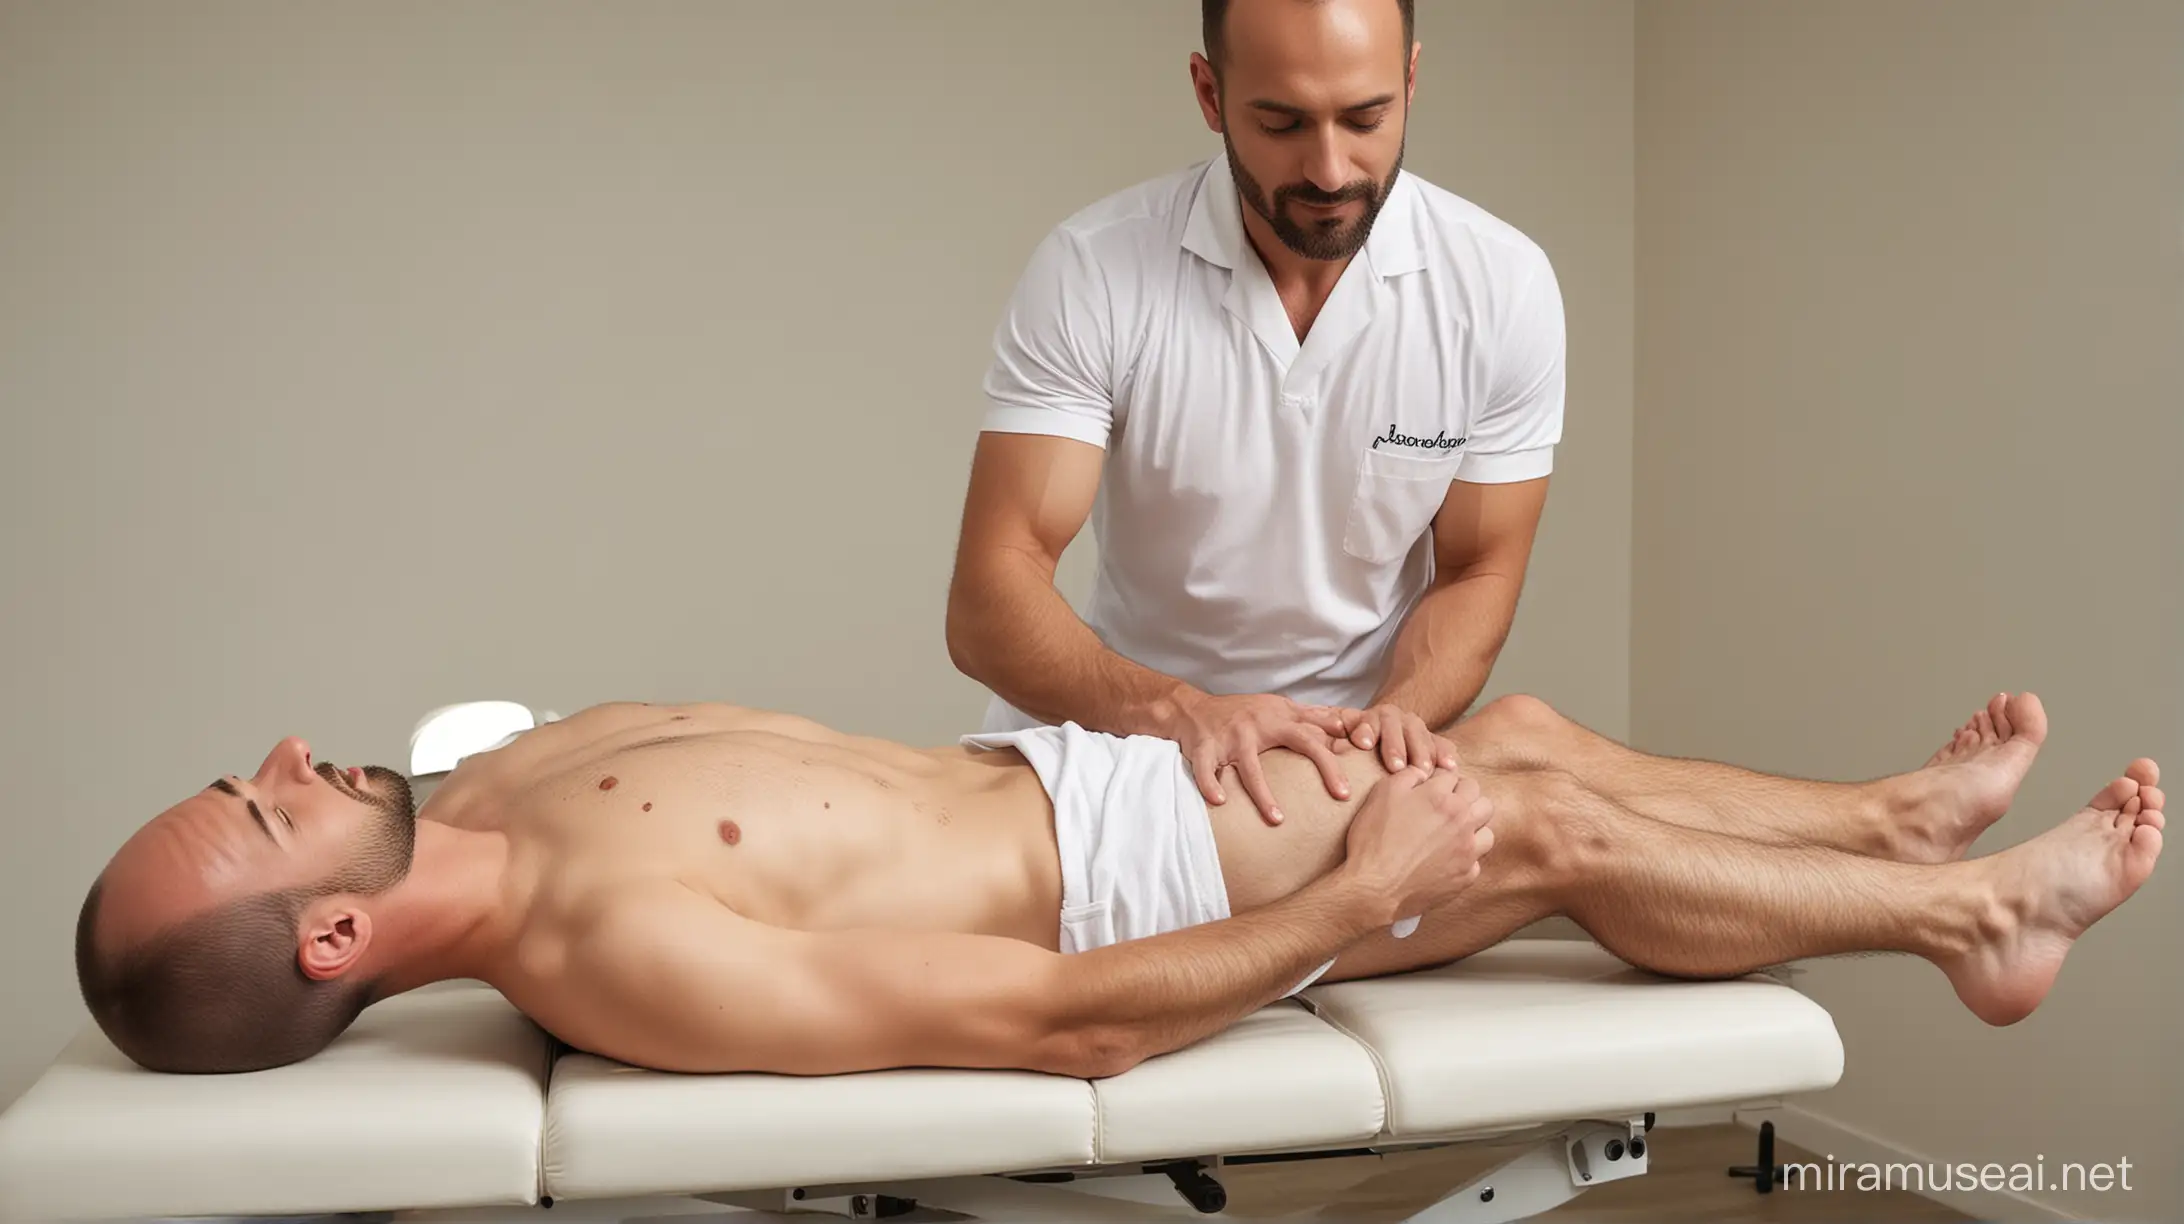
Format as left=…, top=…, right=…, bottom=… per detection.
left=1503, top=768, right=1612, bottom=889
left=1464, top=694, right=1572, bottom=768
left=1478, top=693, right=1559, bottom=726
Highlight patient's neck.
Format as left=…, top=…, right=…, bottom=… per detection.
left=358, top=821, right=518, bottom=998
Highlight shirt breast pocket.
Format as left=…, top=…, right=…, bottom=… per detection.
left=1342, top=447, right=1464, bottom=565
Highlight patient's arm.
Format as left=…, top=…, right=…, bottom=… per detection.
left=557, top=872, right=1395, bottom=1079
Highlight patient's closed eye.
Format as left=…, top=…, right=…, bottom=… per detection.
left=209, top=778, right=284, bottom=844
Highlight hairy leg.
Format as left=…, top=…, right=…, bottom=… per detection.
left=1319, top=763, right=2164, bottom=1026
left=1445, top=692, right=2100, bottom=864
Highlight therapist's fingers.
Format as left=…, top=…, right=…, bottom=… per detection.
left=1318, top=708, right=1367, bottom=755
left=1377, top=708, right=1412, bottom=772
left=1430, top=732, right=1461, bottom=772
left=1299, top=705, right=1354, bottom=737
left=1276, top=723, right=1353, bottom=801
left=1189, top=741, right=1227, bottom=807
left=1342, top=721, right=1374, bottom=761
left=1406, top=721, right=1440, bottom=777
left=1233, top=731, right=1285, bottom=825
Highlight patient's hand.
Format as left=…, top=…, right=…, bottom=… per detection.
left=1161, top=691, right=1354, bottom=826
left=1339, top=765, right=1496, bottom=925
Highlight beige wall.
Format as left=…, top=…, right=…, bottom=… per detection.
left=11, top=3, right=2170, bottom=1217
left=1636, top=2, right=2183, bottom=1220
left=0, top=1, right=1635, bottom=1112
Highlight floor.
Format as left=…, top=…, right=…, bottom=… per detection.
left=1214, top=1123, right=1977, bottom=1222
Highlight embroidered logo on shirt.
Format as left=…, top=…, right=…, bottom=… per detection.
left=1371, top=424, right=1467, bottom=452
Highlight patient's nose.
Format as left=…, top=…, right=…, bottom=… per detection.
left=254, top=736, right=315, bottom=784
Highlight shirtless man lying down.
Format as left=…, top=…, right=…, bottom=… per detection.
left=76, top=692, right=2163, bottom=1078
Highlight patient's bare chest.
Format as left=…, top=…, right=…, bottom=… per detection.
left=520, top=742, right=934, bottom=923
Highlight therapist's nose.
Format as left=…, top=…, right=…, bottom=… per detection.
left=1300, top=131, right=1354, bottom=195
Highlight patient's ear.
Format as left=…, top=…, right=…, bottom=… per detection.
left=296, top=901, right=373, bottom=981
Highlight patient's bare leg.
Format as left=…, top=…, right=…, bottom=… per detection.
left=1447, top=692, right=2131, bottom=864
left=1321, top=764, right=2165, bottom=1026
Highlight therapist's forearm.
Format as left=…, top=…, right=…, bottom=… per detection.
left=1371, top=569, right=1524, bottom=727
left=947, top=549, right=1201, bottom=737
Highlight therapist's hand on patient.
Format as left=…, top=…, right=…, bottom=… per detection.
left=1329, top=703, right=1461, bottom=776
left=1341, top=763, right=1496, bottom=923
left=1164, top=691, right=1354, bottom=825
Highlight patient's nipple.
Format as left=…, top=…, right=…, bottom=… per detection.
left=718, top=820, right=741, bottom=846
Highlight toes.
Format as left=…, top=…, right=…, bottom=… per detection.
left=2128, top=823, right=2162, bottom=868
left=1989, top=693, right=2012, bottom=738
left=2090, top=776, right=2140, bottom=812
left=2141, top=805, right=2166, bottom=832
left=2116, top=794, right=2143, bottom=828
left=1975, top=710, right=1998, bottom=744
left=2127, top=758, right=2160, bottom=789
left=2006, top=692, right=2049, bottom=746
left=2140, top=785, right=2164, bottom=813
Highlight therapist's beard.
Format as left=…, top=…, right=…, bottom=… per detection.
left=1226, top=131, right=1404, bottom=262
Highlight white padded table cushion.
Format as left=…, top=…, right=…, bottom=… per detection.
left=544, top=1057, right=1098, bottom=1201
left=542, top=1003, right=1385, bottom=1201
left=0, top=982, right=549, bottom=1223
left=1299, top=941, right=1846, bottom=1140
left=1090, top=1001, right=1384, bottom=1164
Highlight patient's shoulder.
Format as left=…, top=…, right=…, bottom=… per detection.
left=563, top=882, right=759, bottom=969
left=502, top=885, right=743, bottom=1003
left=506, top=884, right=800, bottom=1068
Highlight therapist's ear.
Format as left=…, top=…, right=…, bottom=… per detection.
left=296, top=903, right=373, bottom=981
left=1189, top=51, right=1225, bottom=133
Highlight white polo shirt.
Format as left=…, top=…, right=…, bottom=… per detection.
left=977, top=154, right=1565, bottom=733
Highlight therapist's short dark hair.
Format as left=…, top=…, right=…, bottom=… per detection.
left=1202, top=0, right=1415, bottom=72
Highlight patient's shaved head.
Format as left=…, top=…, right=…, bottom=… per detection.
left=76, top=740, right=419, bottom=1074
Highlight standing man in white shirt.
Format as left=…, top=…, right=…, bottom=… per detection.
left=946, top=0, right=1565, bottom=826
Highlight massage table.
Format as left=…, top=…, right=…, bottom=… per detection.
left=0, top=703, right=1846, bottom=1223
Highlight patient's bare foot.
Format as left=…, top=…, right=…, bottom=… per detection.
left=1883, top=692, right=2048, bottom=863
left=1942, top=765, right=2164, bottom=1025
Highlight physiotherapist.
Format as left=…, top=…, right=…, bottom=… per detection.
left=945, top=0, right=1564, bottom=826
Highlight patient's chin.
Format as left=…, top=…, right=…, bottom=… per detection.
left=340, top=764, right=417, bottom=822
left=366, top=766, right=416, bottom=820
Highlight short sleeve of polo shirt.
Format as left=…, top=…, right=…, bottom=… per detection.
left=1458, top=244, right=1567, bottom=484
left=980, top=227, right=1116, bottom=449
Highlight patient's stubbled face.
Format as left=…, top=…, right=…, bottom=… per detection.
left=94, top=736, right=417, bottom=958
